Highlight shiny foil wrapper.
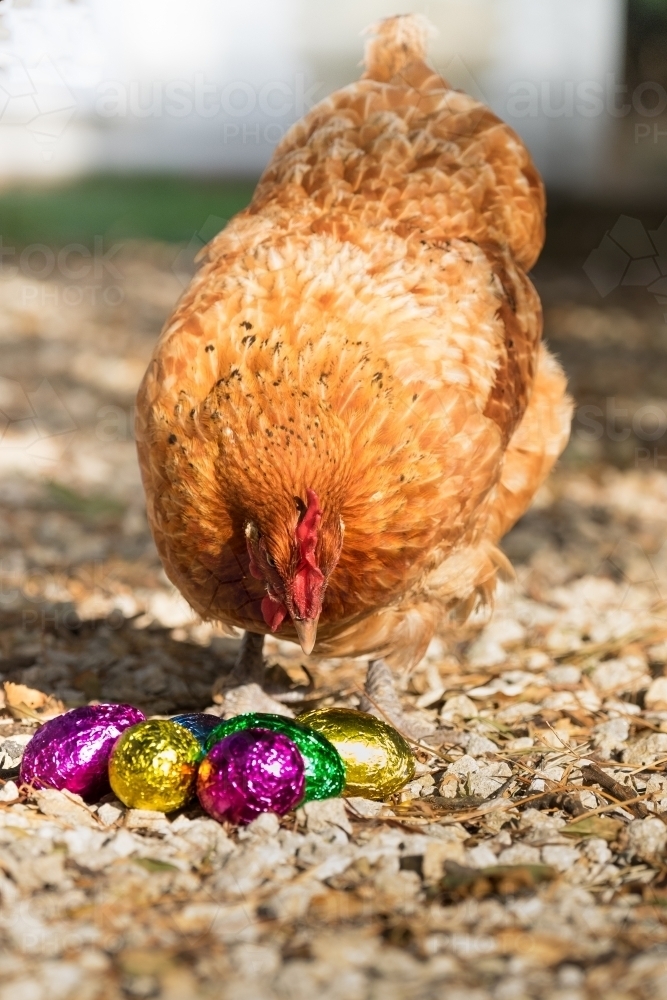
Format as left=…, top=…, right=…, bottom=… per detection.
left=109, top=720, right=202, bottom=812
left=19, top=703, right=145, bottom=801
left=206, top=713, right=345, bottom=801
left=171, top=712, right=221, bottom=748
left=296, top=707, right=415, bottom=800
left=197, top=728, right=305, bottom=825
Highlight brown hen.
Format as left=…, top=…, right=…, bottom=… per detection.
left=136, top=15, right=572, bottom=734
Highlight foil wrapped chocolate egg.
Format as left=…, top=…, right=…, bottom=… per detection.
left=206, top=713, right=345, bottom=801
left=197, top=728, right=305, bottom=825
left=19, top=703, right=145, bottom=801
left=171, top=712, right=221, bottom=748
left=296, top=708, right=415, bottom=800
left=109, top=720, right=202, bottom=812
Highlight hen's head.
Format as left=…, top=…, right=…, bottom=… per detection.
left=244, top=488, right=342, bottom=654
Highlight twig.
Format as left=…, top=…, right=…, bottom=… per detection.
left=554, top=625, right=667, bottom=665
left=562, top=793, right=652, bottom=825
left=581, top=763, right=650, bottom=819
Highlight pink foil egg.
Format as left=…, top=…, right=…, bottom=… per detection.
left=20, top=704, right=145, bottom=801
left=197, top=728, right=305, bottom=825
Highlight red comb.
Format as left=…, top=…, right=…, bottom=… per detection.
left=292, top=489, right=324, bottom=620
left=295, top=488, right=322, bottom=557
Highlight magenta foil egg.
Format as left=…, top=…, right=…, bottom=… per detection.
left=20, top=704, right=145, bottom=801
left=197, top=728, right=305, bottom=825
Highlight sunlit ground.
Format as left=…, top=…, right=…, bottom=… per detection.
left=0, top=180, right=666, bottom=999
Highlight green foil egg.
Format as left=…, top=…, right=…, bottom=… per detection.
left=296, top=707, right=415, bottom=800
left=206, top=713, right=345, bottom=801
left=109, top=719, right=202, bottom=812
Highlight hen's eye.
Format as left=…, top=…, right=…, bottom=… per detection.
left=265, top=553, right=276, bottom=568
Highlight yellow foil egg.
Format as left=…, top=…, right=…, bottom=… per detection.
left=297, top=707, right=415, bottom=800
left=109, top=720, right=202, bottom=812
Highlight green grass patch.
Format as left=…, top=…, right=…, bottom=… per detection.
left=0, top=174, right=256, bottom=247
left=133, top=857, right=180, bottom=873
left=45, top=481, right=126, bottom=522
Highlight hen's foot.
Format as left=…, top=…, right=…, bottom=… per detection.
left=359, top=659, right=434, bottom=742
left=212, top=631, right=294, bottom=719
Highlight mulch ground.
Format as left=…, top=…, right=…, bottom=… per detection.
left=0, top=226, right=666, bottom=999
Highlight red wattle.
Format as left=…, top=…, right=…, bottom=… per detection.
left=261, top=595, right=287, bottom=632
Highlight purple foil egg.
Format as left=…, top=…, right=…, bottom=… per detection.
left=197, top=728, right=305, bottom=825
left=20, top=704, right=145, bottom=801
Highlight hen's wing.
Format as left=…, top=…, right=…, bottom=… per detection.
left=311, top=344, right=572, bottom=669
left=484, top=345, right=572, bottom=545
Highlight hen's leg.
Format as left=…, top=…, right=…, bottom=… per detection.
left=360, top=659, right=433, bottom=741
left=212, top=631, right=295, bottom=718
left=226, top=631, right=266, bottom=686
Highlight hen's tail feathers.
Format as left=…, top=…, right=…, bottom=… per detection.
left=449, top=544, right=515, bottom=626
left=362, top=14, right=435, bottom=83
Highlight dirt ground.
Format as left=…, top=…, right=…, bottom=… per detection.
left=0, top=206, right=667, bottom=999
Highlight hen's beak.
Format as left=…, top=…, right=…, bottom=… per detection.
left=292, top=616, right=319, bottom=656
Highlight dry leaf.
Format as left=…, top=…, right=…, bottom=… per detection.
left=563, top=815, right=624, bottom=842
left=394, top=795, right=486, bottom=818
left=435, top=861, right=556, bottom=902
left=495, top=929, right=573, bottom=966
left=4, top=683, right=49, bottom=710
left=31, top=788, right=100, bottom=828
left=133, top=857, right=179, bottom=873
left=3, top=682, right=65, bottom=720
left=309, top=889, right=369, bottom=922
left=117, top=949, right=176, bottom=978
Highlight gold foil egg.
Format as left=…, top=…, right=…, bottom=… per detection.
left=109, top=720, right=202, bottom=812
left=297, top=707, right=415, bottom=799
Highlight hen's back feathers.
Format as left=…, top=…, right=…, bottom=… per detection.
left=137, top=15, right=572, bottom=668
left=227, top=16, right=544, bottom=270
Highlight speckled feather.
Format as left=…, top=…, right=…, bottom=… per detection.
left=136, top=15, right=572, bottom=668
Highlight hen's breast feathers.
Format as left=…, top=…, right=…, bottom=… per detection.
left=136, top=15, right=571, bottom=657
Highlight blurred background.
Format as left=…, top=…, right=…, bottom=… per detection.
left=0, top=0, right=661, bottom=195
left=0, top=0, right=666, bottom=710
